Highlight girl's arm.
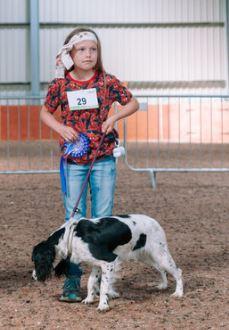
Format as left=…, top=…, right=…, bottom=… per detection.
left=102, top=97, right=139, bottom=134
left=40, top=105, right=78, bottom=141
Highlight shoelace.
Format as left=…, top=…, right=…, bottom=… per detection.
left=63, top=277, right=80, bottom=292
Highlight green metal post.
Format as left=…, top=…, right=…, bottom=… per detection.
left=30, top=0, right=40, bottom=96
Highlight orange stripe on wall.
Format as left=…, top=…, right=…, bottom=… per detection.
left=116, top=105, right=159, bottom=141
left=0, top=104, right=228, bottom=143
left=162, top=104, right=169, bottom=141
left=0, top=106, right=60, bottom=141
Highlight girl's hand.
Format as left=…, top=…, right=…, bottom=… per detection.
left=56, top=55, right=63, bottom=66
left=101, top=98, right=139, bottom=135
left=102, top=116, right=116, bottom=134
left=58, top=124, right=78, bottom=142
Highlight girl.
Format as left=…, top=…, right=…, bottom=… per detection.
left=40, top=27, right=139, bottom=302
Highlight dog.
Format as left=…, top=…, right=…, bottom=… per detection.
left=32, top=214, right=183, bottom=311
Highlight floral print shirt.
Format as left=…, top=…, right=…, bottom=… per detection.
left=44, top=71, right=132, bottom=164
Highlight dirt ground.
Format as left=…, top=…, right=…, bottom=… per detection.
left=0, top=145, right=228, bottom=329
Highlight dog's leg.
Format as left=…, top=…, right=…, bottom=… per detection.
left=93, top=268, right=102, bottom=296
left=108, top=286, right=120, bottom=299
left=148, top=242, right=183, bottom=297
left=170, top=267, right=183, bottom=297
left=108, top=276, right=120, bottom=300
left=157, top=269, right=168, bottom=289
left=153, top=251, right=183, bottom=297
left=108, top=260, right=120, bottom=299
left=143, top=258, right=168, bottom=290
left=154, top=265, right=168, bottom=290
left=82, top=266, right=101, bottom=304
left=97, top=262, right=114, bottom=312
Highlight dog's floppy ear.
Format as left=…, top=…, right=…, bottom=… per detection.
left=54, top=258, right=70, bottom=277
left=32, top=240, right=56, bottom=281
left=32, top=227, right=66, bottom=281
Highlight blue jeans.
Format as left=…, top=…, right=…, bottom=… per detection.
left=63, top=156, right=116, bottom=220
left=61, top=156, right=116, bottom=276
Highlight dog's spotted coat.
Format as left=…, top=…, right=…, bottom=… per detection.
left=32, top=214, right=183, bottom=311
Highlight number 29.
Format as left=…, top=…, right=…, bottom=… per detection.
left=77, top=97, right=87, bottom=106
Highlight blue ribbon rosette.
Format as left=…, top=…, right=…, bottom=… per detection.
left=63, top=133, right=90, bottom=158
left=60, top=133, right=90, bottom=195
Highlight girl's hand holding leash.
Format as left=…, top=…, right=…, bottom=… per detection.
left=102, top=116, right=116, bottom=134
left=102, top=98, right=139, bottom=134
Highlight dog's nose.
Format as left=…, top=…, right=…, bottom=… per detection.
left=32, top=269, right=38, bottom=281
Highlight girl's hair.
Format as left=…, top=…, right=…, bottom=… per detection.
left=64, top=27, right=105, bottom=73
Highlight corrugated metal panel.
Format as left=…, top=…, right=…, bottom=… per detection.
left=0, top=28, right=29, bottom=82
left=0, top=85, right=30, bottom=98
left=40, top=26, right=226, bottom=84
left=0, top=0, right=227, bottom=96
left=40, top=28, right=67, bottom=82
left=97, top=26, right=226, bottom=82
left=0, top=0, right=27, bottom=23
left=39, top=0, right=225, bottom=23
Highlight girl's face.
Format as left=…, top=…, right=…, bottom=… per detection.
left=70, top=40, right=98, bottom=71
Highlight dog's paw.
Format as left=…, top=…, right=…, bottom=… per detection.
left=171, top=291, right=183, bottom=298
left=156, top=283, right=168, bottom=290
left=97, top=302, right=110, bottom=312
left=108, top=290, right=120, bottom=299
left=32, top=270, right=38, bottom=281
left=82, top=296, right=95, bottom=304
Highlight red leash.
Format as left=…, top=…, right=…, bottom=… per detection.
left=70, top=132, right=107, bottom=218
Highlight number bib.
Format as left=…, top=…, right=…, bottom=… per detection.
left=67, top=88, right=99, bottom=111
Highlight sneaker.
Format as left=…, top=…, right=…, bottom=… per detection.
left=59, top=276, right=82, bottom=303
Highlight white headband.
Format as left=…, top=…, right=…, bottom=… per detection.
left=56, top=32, right=98, bottom=72
left=66, top=32, right=97, bottom=46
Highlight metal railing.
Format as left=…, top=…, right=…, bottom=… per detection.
left=0, top=95, right=229, bottom=190
left=123, top=95, right=229, bottom=188
left=0, top=96, right=60, bottom=174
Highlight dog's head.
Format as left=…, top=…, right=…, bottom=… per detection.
left=32, top=240, right=56, bottom=281
left=32, top=227, right=65, bottom=281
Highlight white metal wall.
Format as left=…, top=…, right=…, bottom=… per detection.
left=0, top=0, right=228, bottom=95
left=0, top=0, right=27, bottom=22
left=39, top=0, right=224, bottom=23
left=40, top=26, right=226, bottom=82
left=0, top=28, right=29, bottom=82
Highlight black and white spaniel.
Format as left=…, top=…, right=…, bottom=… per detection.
left=32, top=215, right=183, bottom=311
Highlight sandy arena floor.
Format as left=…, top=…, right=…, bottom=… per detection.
left=0, top=145, right=228, bottom=329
